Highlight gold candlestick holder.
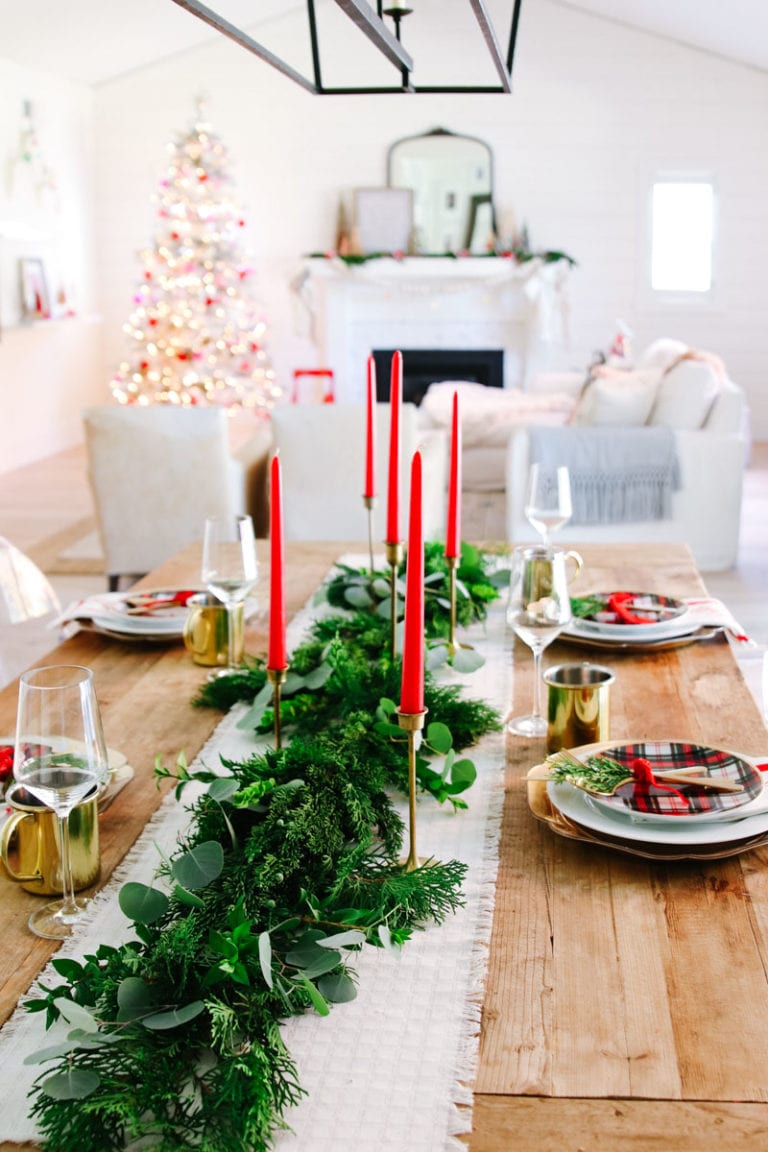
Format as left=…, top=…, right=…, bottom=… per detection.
left=396, top=707, right=427, bottom=872
left=446, top=554, right=474, bottom=657
left=266, top=665, right=289, bottom=749
left=385, top=540, right=404, bottom=657
left=363, top=495, right=376, bottom=575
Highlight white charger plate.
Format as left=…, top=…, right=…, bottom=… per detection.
left=547, top=772, right=768, bottom=847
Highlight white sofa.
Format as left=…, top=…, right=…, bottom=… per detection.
left=505, top=342, right=749, bottom=571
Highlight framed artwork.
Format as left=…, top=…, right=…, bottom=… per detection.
left=464, top=193, right=496, bottom=253
left=19, top=257, right=50, bottom=320
left=353, top=187, right=413, bottom=254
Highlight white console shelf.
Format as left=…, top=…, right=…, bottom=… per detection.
left=297, top=255, right=571, bottom=401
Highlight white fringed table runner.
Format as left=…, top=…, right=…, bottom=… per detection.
left=0, top=560, right=511, bottom=1150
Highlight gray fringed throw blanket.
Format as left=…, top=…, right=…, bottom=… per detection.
left=528, top=426, right=681, bottom=523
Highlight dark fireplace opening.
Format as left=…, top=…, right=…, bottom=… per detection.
left=373, top=348, right=504, bottom=406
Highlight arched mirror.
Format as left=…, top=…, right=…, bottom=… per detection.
left=387, top=127, right=495, bottom=255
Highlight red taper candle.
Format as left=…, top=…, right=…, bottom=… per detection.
left=267, top=454, right=287, bottom=670
left=386, top=350, right=402, bottom=544
left=445, top=390, right=462, bottom=559
left=400, top=451, right=425, bottom=715
left=364, top=355, right=376, bottom=499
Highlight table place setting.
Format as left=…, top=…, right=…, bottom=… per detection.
left=54, top=587, right=200, bottom=640
left=527, top=739, right=768, bottom=860
left=562, top=589, right=753, bottom=651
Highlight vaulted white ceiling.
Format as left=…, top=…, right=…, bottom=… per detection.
left=0, top=0, right=766, bottom=86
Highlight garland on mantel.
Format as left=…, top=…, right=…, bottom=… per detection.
left=308, top=248, right=577, bottom=267
left=23, top=548, right=503, bottom=1151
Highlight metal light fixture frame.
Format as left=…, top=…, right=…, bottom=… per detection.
left=171, top=0, right=522, bottom=94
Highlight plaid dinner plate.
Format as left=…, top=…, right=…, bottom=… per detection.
left=586, top=740, right=763, bottom=822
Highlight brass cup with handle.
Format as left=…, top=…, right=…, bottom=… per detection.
left=0, top=781, right=100, bottom=896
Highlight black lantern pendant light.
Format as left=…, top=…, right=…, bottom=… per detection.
left=171, top=0, right=522, bottom=95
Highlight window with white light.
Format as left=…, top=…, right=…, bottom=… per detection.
left=650, top=180, right=714, bottom=294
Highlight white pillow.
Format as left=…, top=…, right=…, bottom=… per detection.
left=648, top=359, right=721, bottom=430
left=572, top=368, right=662, bottom=427
left=637, top=338, right=689, bottom=373
left=421, top=381, right=576, bottom=447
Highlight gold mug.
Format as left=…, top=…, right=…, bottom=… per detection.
left=543, top=662, right=615, bottom=754
left=183, top=593, right=244, bottom=667
left=0, top=782, right=100, bottom=895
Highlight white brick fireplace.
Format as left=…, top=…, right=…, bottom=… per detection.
left=296, top=256, right=571, bottom=402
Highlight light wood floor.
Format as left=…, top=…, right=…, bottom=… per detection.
left=0, top=441, right=766, bottom=694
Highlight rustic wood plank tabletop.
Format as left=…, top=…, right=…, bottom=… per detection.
left=1, top=541, right=766, bottom=1151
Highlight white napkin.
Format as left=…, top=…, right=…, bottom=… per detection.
left=683, top=597, right=753, bottom=644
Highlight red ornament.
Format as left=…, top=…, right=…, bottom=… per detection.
left=198, top=172, right=208, bottom=182
left=171, top=231, right=179, bottom=240
left=177, top=352, right=188, bottom=361
left=148, top=318, right=158, bottom=327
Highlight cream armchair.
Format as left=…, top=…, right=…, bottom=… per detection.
left=269, top=402, right=448, bottom=542
left=83, top=405, right=249, bottom=589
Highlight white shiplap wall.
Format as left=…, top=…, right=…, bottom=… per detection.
left=1, top=0, right=767, bottom=477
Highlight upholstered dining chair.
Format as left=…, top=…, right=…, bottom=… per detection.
left=83, top=405, right=249, bottom=590
left=269, top=402, right=448, bottom=542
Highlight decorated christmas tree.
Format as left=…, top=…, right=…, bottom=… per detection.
left=111, top=101, right=280, bottom=411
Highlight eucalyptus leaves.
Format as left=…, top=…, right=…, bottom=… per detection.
left=319, top=542, right=505, bottom=674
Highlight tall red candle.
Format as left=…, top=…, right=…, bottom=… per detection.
left=400, top=451, right=425, bottom=715
left=364, top=355, right=376, bottom=499
left=267, top=454, right=287, bottom=671
left=386, top=350, right=402, bottom=544
left=445, top=390, right=462, bottom=559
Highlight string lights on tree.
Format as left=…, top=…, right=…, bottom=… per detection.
left=111, top=99, right=280, bottom=411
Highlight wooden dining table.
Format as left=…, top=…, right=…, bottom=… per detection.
left=0, top=540, right=766, bottom=1151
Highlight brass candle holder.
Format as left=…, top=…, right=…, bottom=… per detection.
left=446, top=554, right=474, bottom=657
left=447, top=554, right=460, bottom=654
left=385, top=540, right=404, bottom=657
left=363, top=495, right=376, bottom=575
left=396, top=707, right=427, bottom=872
left=266, top=665, right=289, bottom=749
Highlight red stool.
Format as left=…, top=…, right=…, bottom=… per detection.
left=291, top=368, right=335, bottom=404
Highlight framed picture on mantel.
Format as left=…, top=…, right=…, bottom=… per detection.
left=19, top=256, right=51, bottom=320
left=353, top=187, right=413, bottom=255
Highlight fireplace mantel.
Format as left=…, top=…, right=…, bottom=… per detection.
left=295, top=256, right=571, bottom=402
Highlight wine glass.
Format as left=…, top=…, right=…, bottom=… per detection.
left=201, top=513, right=258, bottom=672
left=524, top=464, right=572, bottom=545
left=506, top=545, right=579, bottom=738
left=13, top=665, right=109, bottom=939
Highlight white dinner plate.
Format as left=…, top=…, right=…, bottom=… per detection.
left=568, top=591, right=692, bottom=642
left=90, top=612, right=185, bottom=637
left=565, top=614, right=698, bottom=644
left=88, top=588, right=195, bottom=638
left=547, top=770, right=768, bottom=846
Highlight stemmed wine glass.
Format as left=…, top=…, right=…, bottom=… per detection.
left=524, top=463, right=572, bottom=545
left=201, top=513, right=258, bottom=672
left=506, top=545, right=580, bottom=737
left=14, top=665, right=109, bottom=939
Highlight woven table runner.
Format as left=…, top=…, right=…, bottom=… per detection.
left=0, top=559, right=510, bottom=1150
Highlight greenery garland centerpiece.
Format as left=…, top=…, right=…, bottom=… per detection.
left=24, top=545, right=503, bottom=1150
